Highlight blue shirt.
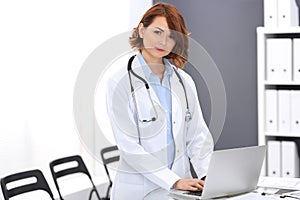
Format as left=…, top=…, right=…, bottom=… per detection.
left=137, top=53, right=175, bottom=169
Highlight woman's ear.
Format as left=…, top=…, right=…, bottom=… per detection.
left=138, top=23, right=144, bottom=38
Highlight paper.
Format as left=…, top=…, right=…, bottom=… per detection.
left=258, top=176, right=300, bottom=190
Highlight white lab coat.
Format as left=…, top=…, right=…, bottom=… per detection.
left=106, top=55, right=213, bottom=200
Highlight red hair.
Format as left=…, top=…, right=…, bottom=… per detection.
left=129, top=2, right=190, bottom=68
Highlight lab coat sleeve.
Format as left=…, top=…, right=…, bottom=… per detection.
left=106, top=77, right=181, bottom=190
left=181, top=72, right=214, bottom=179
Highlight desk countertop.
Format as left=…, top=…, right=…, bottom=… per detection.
left=144, top=188, right=297, bottom=200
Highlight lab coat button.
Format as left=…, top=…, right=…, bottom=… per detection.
left=173, top=121, right=176, bottom=124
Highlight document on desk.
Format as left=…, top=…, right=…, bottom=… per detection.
left=228, top=192, right=277, bottom=200
left=258, top=176, right=300, bottom=190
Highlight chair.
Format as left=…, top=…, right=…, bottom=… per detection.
left=1, top=169, right=55, bottom=200
left=100, top=145, right=119, bottom=200
left=49, top=155, right=102, bottom=200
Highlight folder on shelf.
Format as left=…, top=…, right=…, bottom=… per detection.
left=266, top=38, right=292, bottom=82
left=278, top=90, right=291, bottom=133
left=293, top=39, right=300, bottom=81
left=277, top=0, right=299, bottom=27
left=281, top=141, right=299, bottom=178
left=267, top=140, right=281, bottom=177
left=265, top=89, right=278, bottom=132
left=291, top=90, right=300, bottom=133
left=264, top=0, right=278, bottom=27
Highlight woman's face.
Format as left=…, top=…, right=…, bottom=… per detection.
left=139, top=16, right=176, bottom=60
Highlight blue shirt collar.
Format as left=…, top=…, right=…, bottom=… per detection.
left=137, top=52, right=173, bottom=81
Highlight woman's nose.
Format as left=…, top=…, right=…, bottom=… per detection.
left=159, top=34, right=167, bottom=45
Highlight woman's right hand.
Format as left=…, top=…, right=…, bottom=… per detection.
left=172, top=178, right=204, bottom=191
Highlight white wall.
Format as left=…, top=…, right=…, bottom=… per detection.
left=0, top=0, right=152, bottom=198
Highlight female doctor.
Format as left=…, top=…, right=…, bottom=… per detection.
left=106, top=2, right=213, bottom=199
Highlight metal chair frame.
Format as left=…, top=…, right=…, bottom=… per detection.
left=100, top=145, right=119, bottom=200
left=49, top=155, right=102, bottom=200
left=1, top=169, right=55, bottom=200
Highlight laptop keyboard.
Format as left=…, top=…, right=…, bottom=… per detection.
left=184, top=190, right=203, bottom=196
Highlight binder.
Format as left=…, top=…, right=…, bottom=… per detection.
left=278, top=90, right=291, bottom=133
left=266, top=39, right=292, bottom=82
left=267, top=140, right=281, bottom=177
left=265, top=89, right=278, bottom=132
left=293, top=39, right=300, bottom=81
left=291, top=90, right=300, bottom=133
left=277, top=0, right=299, bottom=27
left=264, top=0, right=278, bottom=27
left=281, top=141, right=299, bottom=178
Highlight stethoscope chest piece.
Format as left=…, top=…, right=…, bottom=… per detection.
left=185, top=111, right=192, bottom=122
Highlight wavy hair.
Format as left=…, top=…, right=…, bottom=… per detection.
left=129, top=2, right=190, bottom=68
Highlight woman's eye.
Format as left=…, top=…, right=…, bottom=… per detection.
left=154, top=30, right=162, bottom=35
left=169, top=34, right=174, bottom=39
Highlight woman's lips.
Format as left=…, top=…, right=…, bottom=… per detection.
left=155, top=47, right=165, bottom=52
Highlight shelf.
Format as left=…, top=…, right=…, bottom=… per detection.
left=257, top=26, right=300, bottom=34
left=264, top=81, right=300, bottom=85
left=265, top=132, right=300, bottom=137
left=257, top=27, right=300, bottom=176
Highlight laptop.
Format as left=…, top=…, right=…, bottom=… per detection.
left=170, top=145, right=266, bottom=199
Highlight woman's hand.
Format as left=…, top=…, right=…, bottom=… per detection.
left=172, top=178, right=205, bottom=191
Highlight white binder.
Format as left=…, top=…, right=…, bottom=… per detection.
left=267, top=140, right=281, bottom=177
left=278, top=90, right=291, bottom=133
left=265, top=89, right=278, bottom=132
left=291, top=90, right=300, bottom=133
left=266, top=39, right=292, bottom=82
left=281, top=141, right=299, bottom=177
left=277, top=0, right=299, bottom=27
left=293, top=39, right=300, bottom=81
left=264, top=0, right=278, bottom=27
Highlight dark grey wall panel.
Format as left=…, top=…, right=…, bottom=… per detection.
left=154, top=0, right=264, bottom=150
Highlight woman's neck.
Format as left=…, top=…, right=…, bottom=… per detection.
left=141, top=50, right=165, bottom=81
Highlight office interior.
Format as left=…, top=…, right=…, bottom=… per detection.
left=1, top=0, right=300, bottom=199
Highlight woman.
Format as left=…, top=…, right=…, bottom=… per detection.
left=106, top=2, right=213, bottom=199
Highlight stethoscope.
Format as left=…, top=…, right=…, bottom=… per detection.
left=127, top=55, right=192, bottom=144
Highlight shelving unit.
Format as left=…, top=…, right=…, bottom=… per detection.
left=257, top=27, right=300, bottom=176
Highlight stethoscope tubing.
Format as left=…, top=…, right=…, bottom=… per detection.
left=127, top=55, right=192, bottom=144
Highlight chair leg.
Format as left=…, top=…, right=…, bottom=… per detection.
left=88, top=188, right=102, bottom=200
left=105, top=181, right=112, bottom=199
left=94, top=188, right=102, bottom=200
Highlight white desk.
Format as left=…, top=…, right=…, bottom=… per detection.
left=143, top=188, right=297, bottom=200
left=143, top=177, right=300, bottom=200
left=49, top=176, right=300, bottom=200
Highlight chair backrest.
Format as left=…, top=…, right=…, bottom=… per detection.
left=100, top=145, right=119, bottom=199
left=49, top=155, right=101, bottom=200
left=1, top=169, right=54, bottom=200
